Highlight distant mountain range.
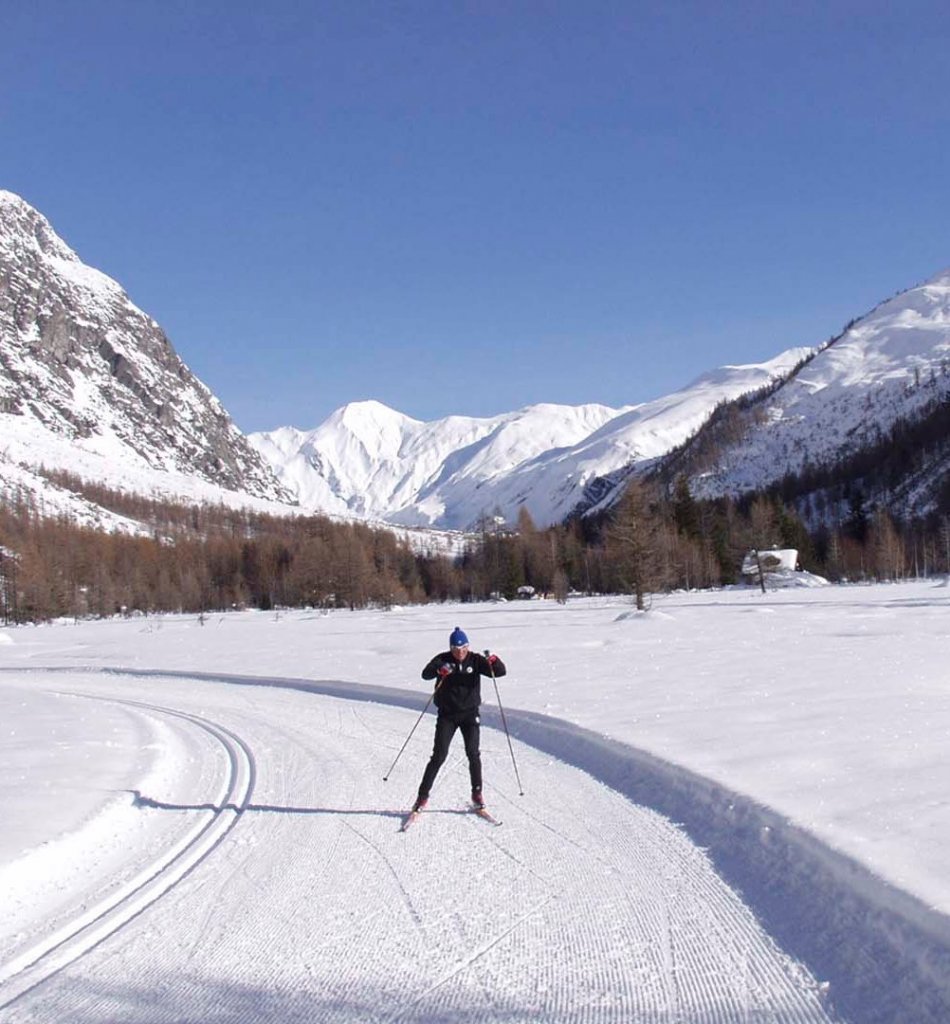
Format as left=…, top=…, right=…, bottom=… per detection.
left=2, top=189, right=948, bottom=534
left=246, top=352, right=809, bottom=530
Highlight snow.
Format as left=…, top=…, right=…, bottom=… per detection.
left=0, top=417, right=292, bottom=532
left=1, top=580, right=948, bottom=1021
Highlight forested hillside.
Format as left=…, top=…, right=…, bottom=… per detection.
left=3, top=465, right=948, bottom=624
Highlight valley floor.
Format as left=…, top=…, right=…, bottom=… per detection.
left=1, top=580, right=949, bottom=1021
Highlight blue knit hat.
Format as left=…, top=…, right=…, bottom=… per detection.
left=449, top=626, right=469, bottom=647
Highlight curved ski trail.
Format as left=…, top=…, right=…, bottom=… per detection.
left=1, top=673, right=835, bottom=1023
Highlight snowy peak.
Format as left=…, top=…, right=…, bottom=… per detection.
left=326, top=399, right=420, bottom=433
left=319, top=400, right=422, bottom=463
left=782, top=272, right=950, bottom=399
left=0, top=190, right=126, bottom=319
left=1, top=189, right=70, bottom=260
left=250, top=400, right=631, bottom=526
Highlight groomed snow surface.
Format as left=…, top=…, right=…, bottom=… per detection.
left=1, top=581, right=949, bottom=1023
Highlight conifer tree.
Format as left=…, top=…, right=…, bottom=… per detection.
left=607, top=480, right=668, bottom=610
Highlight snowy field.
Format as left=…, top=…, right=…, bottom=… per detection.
left=1, top=579, right=948, bottom=1023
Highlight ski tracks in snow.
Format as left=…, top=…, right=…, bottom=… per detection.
left=0, top=693, right=256, bottom=1011
left=1, top=674, right=836, bottom=1023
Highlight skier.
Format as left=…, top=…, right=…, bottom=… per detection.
left=412, top=626, right=506, bottom=813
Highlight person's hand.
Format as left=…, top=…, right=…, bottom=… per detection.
left=486, top=653, right=499, bottom=666
left=437, top=663, right=453, bottom=678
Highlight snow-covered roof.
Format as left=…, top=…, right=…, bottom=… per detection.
left=741, top=548, right=799, bottom=575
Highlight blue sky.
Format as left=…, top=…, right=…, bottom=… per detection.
left=3, top=1, right=950, bottom=431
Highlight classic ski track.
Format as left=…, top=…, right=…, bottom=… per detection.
left=0, top=694, right=256, bottom=1010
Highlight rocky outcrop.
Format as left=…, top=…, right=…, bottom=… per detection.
left=0, top=190, right=291, bottom=501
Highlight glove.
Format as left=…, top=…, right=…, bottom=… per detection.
left=486, top=653, right=499, bottom=666
left=436, top=663, right=453, bottom=678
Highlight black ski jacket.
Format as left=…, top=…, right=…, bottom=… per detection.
left=422, top=650, right=507, bottom=718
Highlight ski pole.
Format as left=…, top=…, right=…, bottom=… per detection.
left=485, top=649, right=524, bottom=795
left=383, top=679, right=442, bottom=782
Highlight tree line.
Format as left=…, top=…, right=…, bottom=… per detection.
left=1, top=465, right=948, bottom=625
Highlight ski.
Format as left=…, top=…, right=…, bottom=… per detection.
left=400, top=810, right=423, bottom=832
left=401, top=806, right=501, bottom=830
left=471, top=804, right=502, bottom=826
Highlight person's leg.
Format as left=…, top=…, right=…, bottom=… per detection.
left=459, top=715, right=482, bottom=798
left=416, top=715, right=457, bottom=804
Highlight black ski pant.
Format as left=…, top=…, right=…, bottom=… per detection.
left=417, top=712, right=481, bottom=799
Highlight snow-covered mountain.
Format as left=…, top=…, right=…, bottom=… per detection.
left=249, top=349, right=809, bottom=531
left=0, top=190, right=291, bottom=512
left=4, top=189, right=948, bottom=534
left=253, top=261, right=950, bottom=528
left=659, top=270, right=950, bottom=515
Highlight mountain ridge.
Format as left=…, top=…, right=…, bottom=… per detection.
left=249, top=351, right=810, bottom=529
left=0, top=189, right=291, bottom=511
left=2, top=189, right=948, bottom=536
left=670, top=268, right=950, bottom=517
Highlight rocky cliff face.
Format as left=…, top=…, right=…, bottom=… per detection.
left=0, top=190, right=290, bottom=501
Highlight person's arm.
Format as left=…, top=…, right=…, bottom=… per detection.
left=422, top=653, right=453, bottom=680
left=478, top=651, right=506, bottom=677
